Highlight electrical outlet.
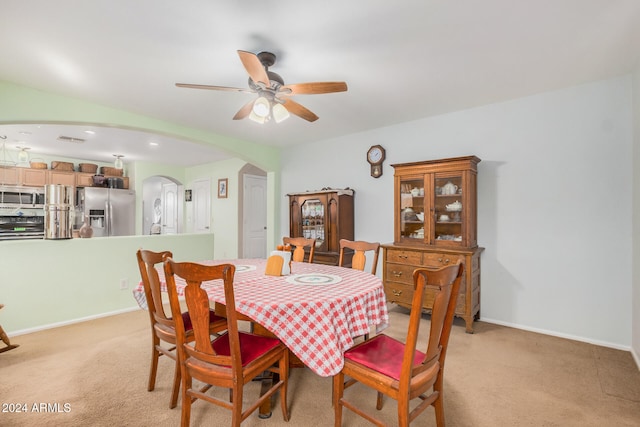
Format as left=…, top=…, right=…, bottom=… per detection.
left=120, top=278, right=129, bottom=290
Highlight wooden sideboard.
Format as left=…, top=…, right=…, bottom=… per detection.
left=382, top=244, right=483, bottom=333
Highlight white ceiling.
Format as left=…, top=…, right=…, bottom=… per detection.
left=1, top=1, right=639, bottom=167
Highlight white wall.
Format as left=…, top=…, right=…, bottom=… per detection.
left=281, top=75, right=633, bottom=349
left=185, top=158, right=247, bottom=259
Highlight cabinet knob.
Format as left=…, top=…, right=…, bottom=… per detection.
left=392, top=271, right=403, bottom=278
left=392, top=289, right=402, bottom=297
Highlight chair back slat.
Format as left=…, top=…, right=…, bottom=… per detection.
left=338, top=239, right=380, bottom=275
left=406, top=262, right=463, bottom=380
left=283, top=236, right=316, bottom=263
left=164, top=260, right=237, bottom=367
left=137, top=249, right=173, bottom=322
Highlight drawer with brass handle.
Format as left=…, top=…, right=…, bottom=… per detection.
left=384, top=263, right=415, bottom=285
left=383, top=282, right=413, bottom=306
left=386, top=249, right=422, bottom=264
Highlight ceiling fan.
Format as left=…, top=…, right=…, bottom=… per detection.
left=176, top=50, right=348, bottom=123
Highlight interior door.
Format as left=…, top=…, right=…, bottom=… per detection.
left=243, top=174, right=267, bottom=258
left=193, top=179, right=211, bottom=233
left=161, top=182, right=178, bottom=234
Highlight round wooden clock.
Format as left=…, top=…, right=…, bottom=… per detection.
left=366, top=145, right=386, bottom=178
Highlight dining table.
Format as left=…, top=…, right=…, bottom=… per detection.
left=132, top=258, right=389, bottom=378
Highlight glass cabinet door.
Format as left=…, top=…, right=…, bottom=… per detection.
left=398, top=177, right=425, bottom=242
left=300, top=198, right=325, bottom=247
left=434, top=173, right=464, bottom=244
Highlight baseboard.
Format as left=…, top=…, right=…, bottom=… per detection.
left=632, top=347, right=640, bottom=371
left=10, top=306, right=141, bottom=337
left=480, top=317, right=632, bottom=352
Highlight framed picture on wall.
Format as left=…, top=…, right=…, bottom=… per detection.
left=218, top=178, right=228, bottom=198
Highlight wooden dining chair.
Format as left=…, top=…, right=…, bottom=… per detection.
left=283, top=236, right=316, bottom=263
left=136, top=249, right=227, bottom=409
left=333, top=261, right=463, bottom=427
left=164, top=258, right=290, bottom=427
left=338, top=239, right=380, bottom=275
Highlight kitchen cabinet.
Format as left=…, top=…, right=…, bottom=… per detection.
left=0, top=166, right=130, bottom=189
left=76, top=173, right=95, bottom=187
left=76, top=173, right=129, bottom=189
left=288, top=188, right=354, bottom=265
left=382, top=156, right=483, bottom=333
left=0, top=167, right=21, bottom=185
left=48, top=170, right=76, bottom=186
left=21, top=168, right=47, bottom=186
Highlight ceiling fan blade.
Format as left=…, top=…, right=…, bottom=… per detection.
left=281, top=82, right=348, bottom=95
left=233, top=100, right=255, bottom=120
left=282, top=99, right=319, bottom=122
left=176, top=83, right=253, bottom=93
left=237, top=50, right=270, bottom=86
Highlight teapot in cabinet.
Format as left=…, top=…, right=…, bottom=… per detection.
left=442, top=181, right=458, bottom=195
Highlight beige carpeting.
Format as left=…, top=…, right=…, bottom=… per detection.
left=1, top=305, right=639, bottom=427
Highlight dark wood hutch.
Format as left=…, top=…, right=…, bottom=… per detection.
left=287, top=188, right=354, bottom=266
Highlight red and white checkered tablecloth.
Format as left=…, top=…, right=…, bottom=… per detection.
left=132, top=259, right=389, bottom=377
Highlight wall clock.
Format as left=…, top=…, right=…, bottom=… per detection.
left=366, top=145, right=386, bottom=178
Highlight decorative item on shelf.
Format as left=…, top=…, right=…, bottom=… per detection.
left=51, top=161, right=74, bottom=171
left=113, top=154, right=124, bottom=170
left=410, top=187, right=420, bottom=196
left=445, top=200, right=462, bottom=211
left=100, top=166, right=123, bottom=176
left=441, top=181, right=458, bottom=195
left=29, top=158, right=47, bottom=169
left=79, top=215, right=93, bottom=238
left=79, top=163, right=98, bottom=173
left=402, top=207, right=418, bottom=221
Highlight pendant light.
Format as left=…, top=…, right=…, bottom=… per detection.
left=113, top=154, right=124, bottom=169
left=16, top=146, right=30, bottom=163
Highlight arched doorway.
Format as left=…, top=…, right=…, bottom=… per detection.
left=142, top=175, right=183, bottom=235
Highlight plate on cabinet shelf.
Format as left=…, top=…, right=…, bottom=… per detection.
left=436, top=235, right=462, bottom=241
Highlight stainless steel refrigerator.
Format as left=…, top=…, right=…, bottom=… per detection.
left=77, top=187, right=135, bottom=237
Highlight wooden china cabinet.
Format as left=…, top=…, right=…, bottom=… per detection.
left=288, top=188, right=354, bottom=266
left=382, top=156, right=483, bottom=333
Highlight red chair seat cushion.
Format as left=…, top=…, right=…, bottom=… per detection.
left=181, top=309, right=224, bottom=332
left=344, top=334, right=425, bottom=380
left=212, top=332, right=281, bottom=367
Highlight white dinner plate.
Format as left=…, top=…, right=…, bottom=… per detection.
left=234, top=264, right=257, bottom=272
left=285, top=273, right=342, bottom=285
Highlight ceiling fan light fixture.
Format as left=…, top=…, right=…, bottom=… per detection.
left=272, top=103, right=290, bottom=123
left=252, top=96, right=271, bottom=118
left=248, top=110, right=267, bottom=124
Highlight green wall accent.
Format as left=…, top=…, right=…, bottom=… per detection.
left=1, top=234, right=216, bottom=334
left=0, top=80, right=280, bottom=172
